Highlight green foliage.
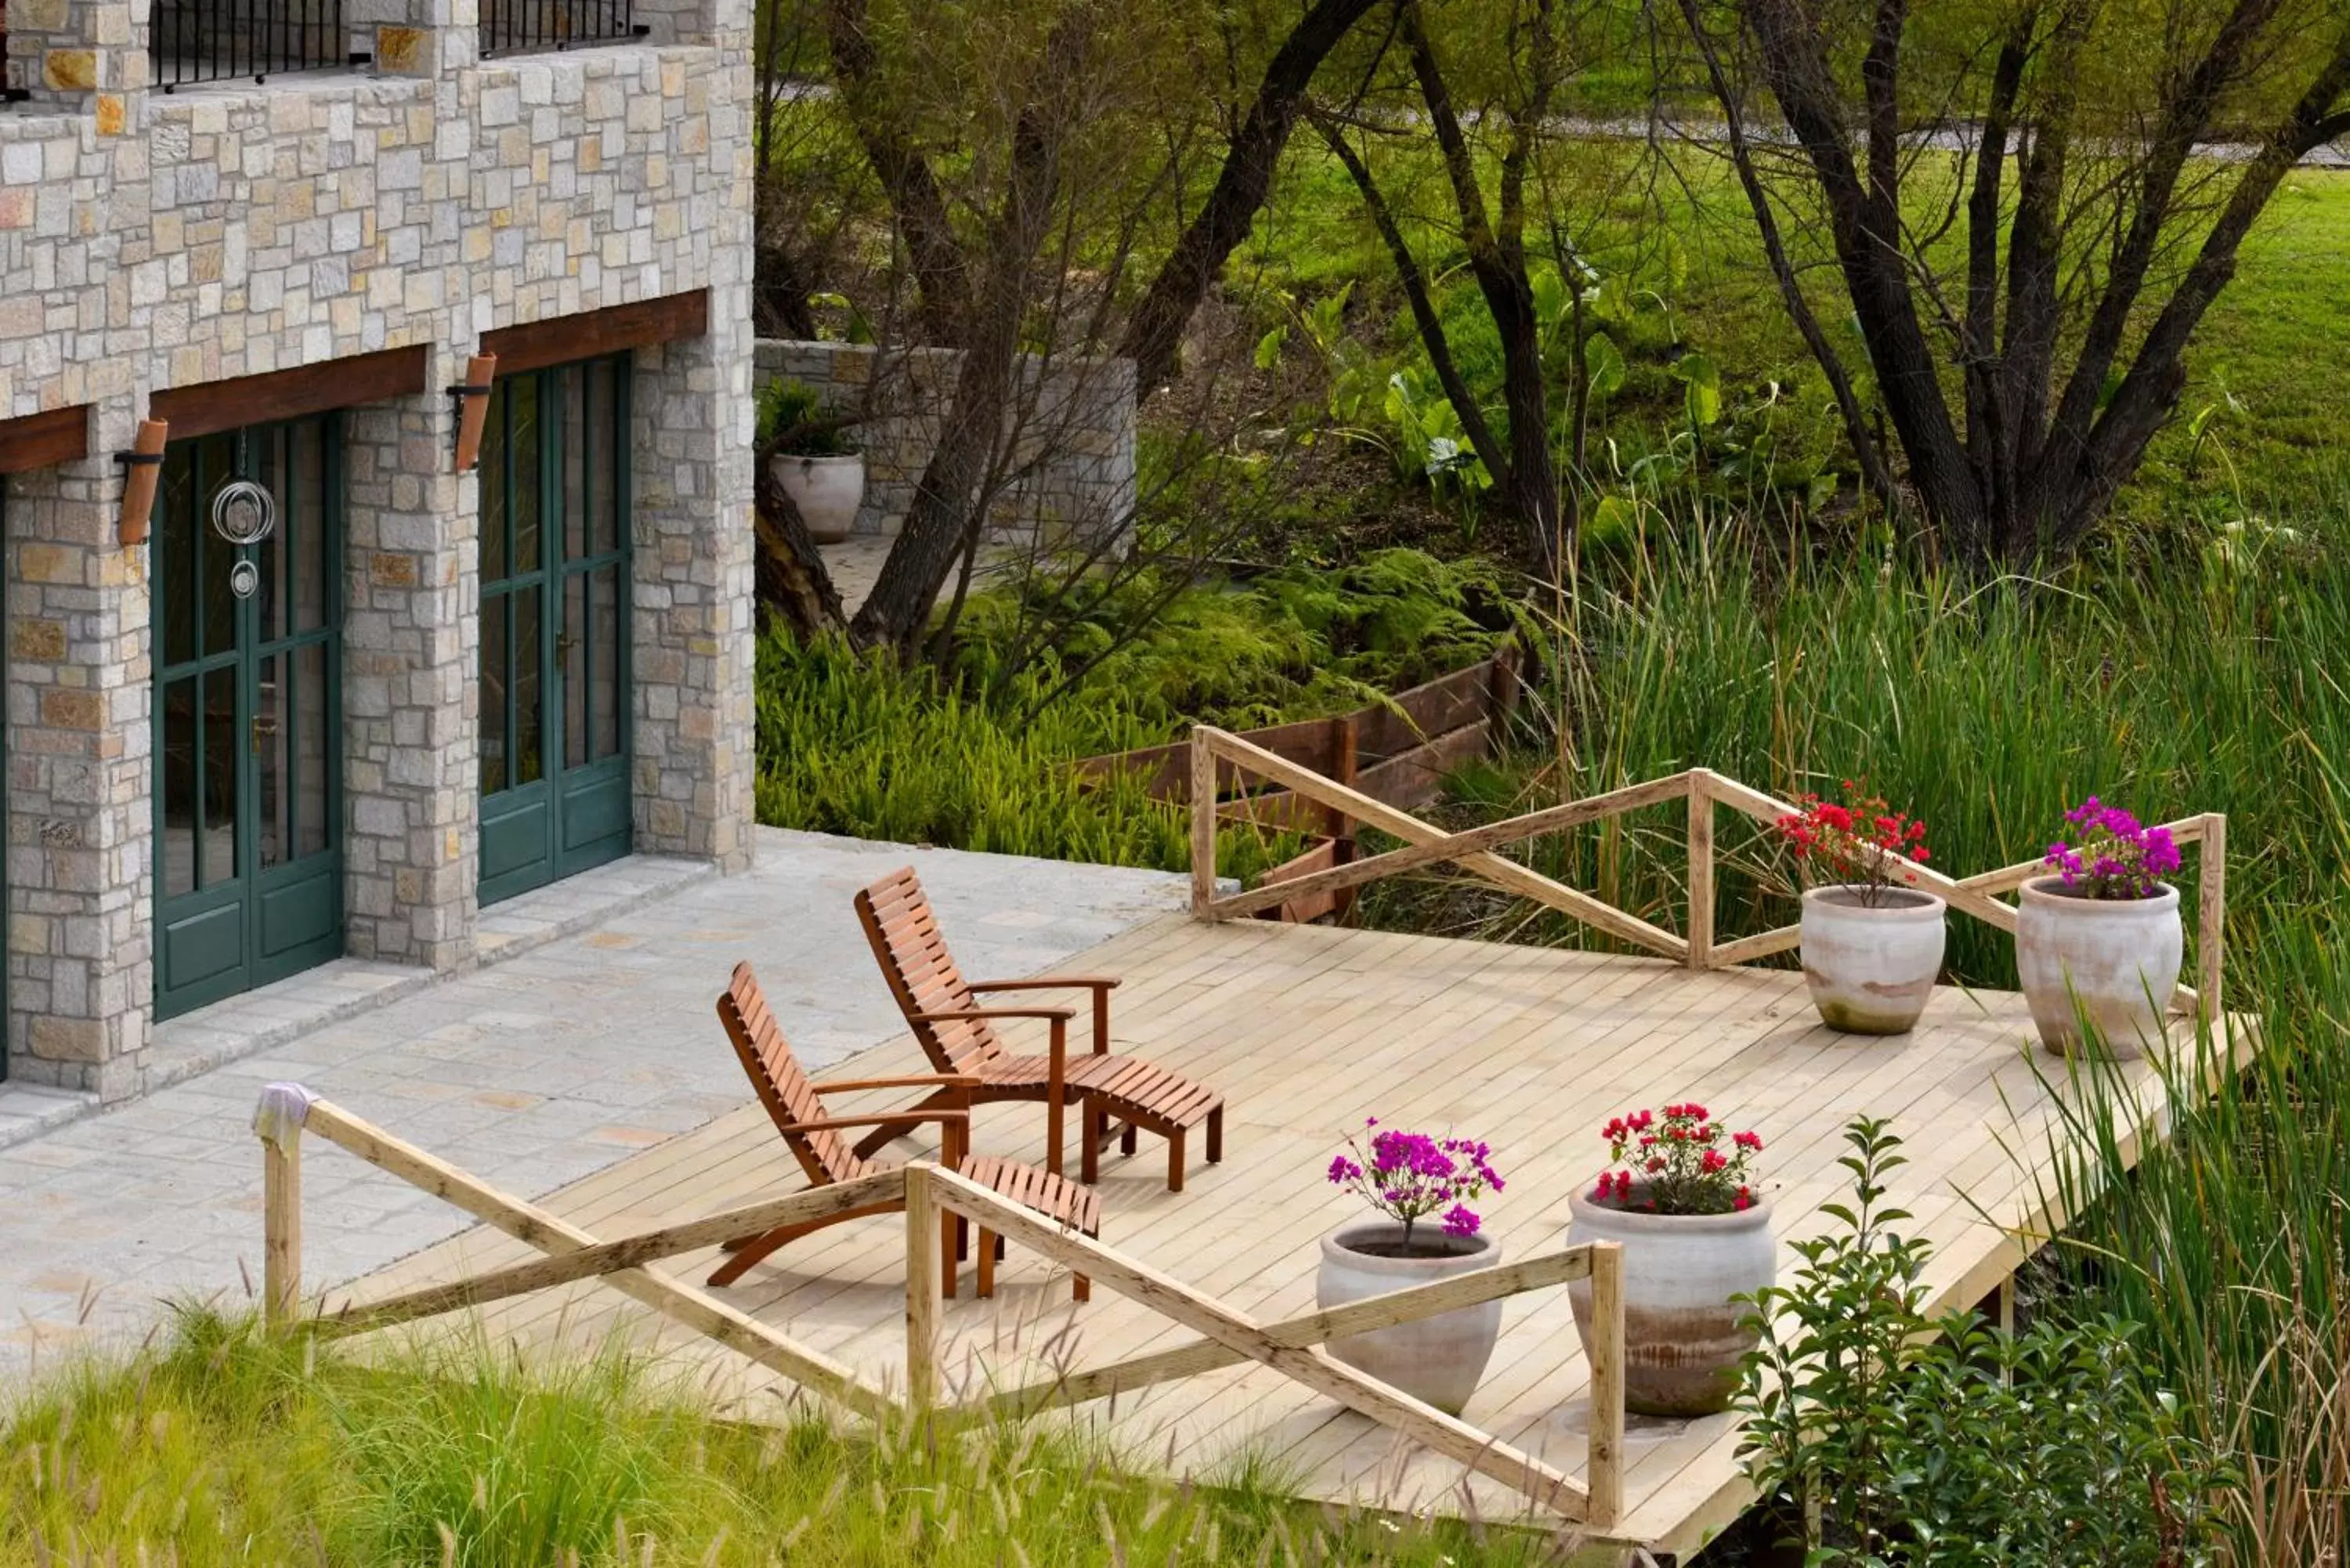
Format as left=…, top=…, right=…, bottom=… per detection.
left=1737, top=1119, right=2225, bottom=1566
left=754, top=378, right=855, bottom=456
left=951, top=548, right=1525, bottom=727
left=753, top=630, right=1304, bottom=878
left=0, top=1310, right=1558, bottom=1567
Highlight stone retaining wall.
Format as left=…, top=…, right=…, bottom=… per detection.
left=753, top=339, right=1136, bottom=552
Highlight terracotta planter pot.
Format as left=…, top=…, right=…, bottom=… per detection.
left=772, top=451, right=864, bottom=544
left=1566, top=1187, right=1776, bottom=1418
left=2016, top=876, right=2183, bottom=1058
left=1316, top=1222, right=1502, bottom=1415
left=1798, top=884, right=1947, bottom=1035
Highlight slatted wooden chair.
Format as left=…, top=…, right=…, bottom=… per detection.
left=710, top=960, right=1097, bottom=1300
left=853, top=867, right=1227, bottom=1192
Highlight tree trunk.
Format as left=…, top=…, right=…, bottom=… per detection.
left=753, top=440, right=849, bottom=639
left=1117, top=0, right=1383, bottom=399
left=847, top=4, right=1098, bottom=656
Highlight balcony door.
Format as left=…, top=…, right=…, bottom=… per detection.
left=153, top=419, right=344, bottom=1018
left=477, top=356, right=633, bottom=905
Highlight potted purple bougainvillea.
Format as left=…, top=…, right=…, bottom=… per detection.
left=2016, top=797, right=2185, bottom=1057
left=1318, top=1120, right=1505, bottom=1414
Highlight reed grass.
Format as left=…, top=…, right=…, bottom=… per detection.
left=0, top=1310, right=1575, bottom=1567
left=1350, top=500, right=2350, bottom=1558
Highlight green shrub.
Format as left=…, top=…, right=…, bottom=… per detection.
left=1736, top=1119, right=2225, bottom=1566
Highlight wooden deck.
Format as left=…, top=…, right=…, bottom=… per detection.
left=336, top=912, right=2218, bottom=1561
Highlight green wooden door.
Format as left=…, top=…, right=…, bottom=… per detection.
left=478, top=356, right=633, bottom=905
left=153, top=418, right=344, bottom=1020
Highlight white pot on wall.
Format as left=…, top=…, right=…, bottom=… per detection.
left=772, top=452, right=864, bottom=544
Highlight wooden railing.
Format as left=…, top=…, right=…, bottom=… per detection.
left=1080, top=649, right=1522, bottom=923
left=254, top=1085, right=1629, bottom=1526
left=1187, top=727, right=2229, bottom=1024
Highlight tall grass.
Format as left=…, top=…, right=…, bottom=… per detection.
left=0, top=1310, right=1574, bottom=1567
left=1354, top=508, right=2350, bottom=1556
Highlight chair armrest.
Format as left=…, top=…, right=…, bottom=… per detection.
left=813, top=1074, right=983, bottom=1095
left=965, top=976, right=1122, bottom=992
left=905, top=1007, right=1076, bottom=1024
left=774, top=1110, right=970, bottom=1136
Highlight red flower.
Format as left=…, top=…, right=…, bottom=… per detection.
left=1734, top=1130, right=1763, bottom=1151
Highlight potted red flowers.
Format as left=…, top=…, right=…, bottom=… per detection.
left=1776, top=781, right=1944, bottom=1033
left=2017, top=797, right=2186, bottom=1057
left=1319, top=1120, right=1506, bottom=1414
left=1567, top=1105, right=1774, bottom=1418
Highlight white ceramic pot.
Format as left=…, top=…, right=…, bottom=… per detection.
left=1316, top=1221, right=1502, bottom=1415
left=1799, top=884, right=1947, bottom=1035
left=1567, top=1186, right=1776, bottom=1418
left=772, top=451, right=864, bottom=544
left=2016, top=876, right=2183, bottom=1058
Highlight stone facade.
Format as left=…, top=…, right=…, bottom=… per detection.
left=753, top=339, right=1137, bottom=553
left=0, top=1, right=757, bottom=1096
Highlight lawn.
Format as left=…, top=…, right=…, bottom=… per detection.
left=1233, top=139, right=2350, bottom=533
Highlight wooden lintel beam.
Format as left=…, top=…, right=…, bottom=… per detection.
left=0, top=404, right=91, bottom=475
left=481, top=290, right=709, bottom=376
left=151, top=347, right=432, bottom=440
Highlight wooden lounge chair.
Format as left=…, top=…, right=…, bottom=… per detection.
left=852, top=867, right=1226, bottom=1192
left=710, top=960, right=1097, bottom=1300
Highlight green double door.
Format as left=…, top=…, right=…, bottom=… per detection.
left=154, top=419, right=344, bottom=1020
left=477, top=355, right=634, bottom=905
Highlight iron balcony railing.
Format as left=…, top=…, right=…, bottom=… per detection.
left=150, top=0, right=363, bottom=91
left=478, top=0, right=645, bottom=59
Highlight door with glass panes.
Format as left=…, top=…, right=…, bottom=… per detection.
left=477, top=356, right=632, bottom=905
left=153, top=420, right=343, bottom=1019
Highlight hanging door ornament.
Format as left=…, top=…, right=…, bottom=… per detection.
left=211, top=478, right=277, bottom=599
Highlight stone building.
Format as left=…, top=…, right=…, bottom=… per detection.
left=0, top=0, right=757, bottom=1097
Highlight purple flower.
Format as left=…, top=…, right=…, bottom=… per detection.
left=1441, top=1204, right=1481, bottom=1237
left=1328, top=1155, right=1361, bottom=1185
left=2048, top=797, right=2180, bottom=899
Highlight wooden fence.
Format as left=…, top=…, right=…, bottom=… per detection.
left=253, top=1082, right=1629, bottom=1526
left=1077, top=649, right=1522, bottom=923
left=1185, top=728, right=2229, bottom=1023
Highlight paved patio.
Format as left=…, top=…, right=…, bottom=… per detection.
left=0, top=829, right=1188, bottom=1373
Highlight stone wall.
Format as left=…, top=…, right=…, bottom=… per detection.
left=0, top=0, right=755, bottom=1094
left=752, top=340, right=1137, bottom=552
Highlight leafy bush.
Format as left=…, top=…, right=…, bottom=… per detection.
left=1736, top=1118, right=2225, bottom=1566
left=754, top=378, right=855, bottom=456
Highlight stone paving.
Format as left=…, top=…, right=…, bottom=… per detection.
left=0, top=828, right=1188, bottom=1375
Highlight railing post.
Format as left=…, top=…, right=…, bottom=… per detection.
left=2200, top=812, right=2226, bottom=1028
left=252, top=1082, right=316, bottom=1331
left=904, top=1162, right=942, bottom=1412
left=1687, top=770, right=1715, bottom=970
left=1333, top=714, right=1361, bottom=923
left=1585, top=1239, right=1625, bottom=1525
left=1190, top=727, right=1218, bottom=919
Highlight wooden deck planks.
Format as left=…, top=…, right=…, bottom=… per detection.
left=327, top=911, right=2207, bottom=1557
